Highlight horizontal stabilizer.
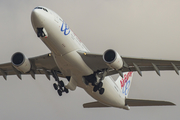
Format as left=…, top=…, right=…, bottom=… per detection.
left=83, top=101, right=109, bottom=108
left=126, top=98, right=175, bottom=106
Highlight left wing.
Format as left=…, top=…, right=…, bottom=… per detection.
left=78, top=51, right=180, bottom=76
left=0, top=53, right=63, bottom=80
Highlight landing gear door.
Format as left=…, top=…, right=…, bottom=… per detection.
left=42, top=28, right=48, bottom=37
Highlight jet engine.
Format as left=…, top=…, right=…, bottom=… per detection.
left=11, top=52, right=31, bottom=73
left=103, top=49, right=123, bottom=70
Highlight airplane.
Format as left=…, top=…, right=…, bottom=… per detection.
left=0, top=6, right=178, bottom=110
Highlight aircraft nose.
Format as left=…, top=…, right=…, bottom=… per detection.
left=31, top=8, right=44, bottom=27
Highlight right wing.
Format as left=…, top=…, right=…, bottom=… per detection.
left=0, top=53, right=63, bottom=80
left=78, top=51, right=180, bottom=76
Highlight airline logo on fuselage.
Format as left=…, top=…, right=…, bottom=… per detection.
left=61, top=21, right=70, bottom=35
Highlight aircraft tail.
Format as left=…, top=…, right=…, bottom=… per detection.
left=115, top=72, right=133, bottom=98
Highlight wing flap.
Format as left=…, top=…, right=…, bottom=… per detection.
left=126, top=98, right=175, bottom=106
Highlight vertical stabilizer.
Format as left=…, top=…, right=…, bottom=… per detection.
left=115, top=72, right=133, bottom=98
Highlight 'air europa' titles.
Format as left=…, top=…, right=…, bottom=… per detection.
left=120, top=72, right=133, bottom=88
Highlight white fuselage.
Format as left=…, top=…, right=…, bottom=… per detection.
left=31, top=6, right=126, bottom=109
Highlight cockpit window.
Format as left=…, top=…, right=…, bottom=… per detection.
left=35, top=7, right=42, bottom=9
left=35, top=7, right=48, bottom=12
left=43, top=8, right=48, bottom=12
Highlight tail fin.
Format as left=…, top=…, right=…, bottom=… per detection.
left=115, top=72, right=133, bottom=98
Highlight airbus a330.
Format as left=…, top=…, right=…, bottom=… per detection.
left=0, top=6, right=177, bottom=110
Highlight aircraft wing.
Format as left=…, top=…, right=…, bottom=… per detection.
left=0, top=53, right=63, bottom=80
left=78, top=51, right=180, bottom=76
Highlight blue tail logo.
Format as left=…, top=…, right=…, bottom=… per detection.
left=122, top=80, right=131, bottom=96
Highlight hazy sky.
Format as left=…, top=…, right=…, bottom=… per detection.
left=0, top=0, right=180, bottom=120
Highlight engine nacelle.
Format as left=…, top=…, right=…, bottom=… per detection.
left=11, top=52, right=31, bottom=73
left=103, top=49, right=123, bottom=70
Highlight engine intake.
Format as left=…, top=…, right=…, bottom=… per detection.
left=11, top=52, right=31, bottom=73
left=103, top=49, right=123, bottom=70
